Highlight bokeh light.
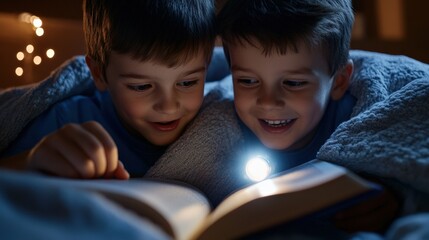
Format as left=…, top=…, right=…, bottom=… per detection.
left=35, top=27, right=44, bottom=37
left=15, top=67, right=23, bottom=77
left=33, top=56, right=42, bottom=65
left=32, top=17, right=43, bottom=28
left=26, top=44, right=34, bottom=54
left=18, top=12, right=32, bottom=23
left=46, top=49, right=55, bottom=58
left=16, top=52, right=25, bottom=61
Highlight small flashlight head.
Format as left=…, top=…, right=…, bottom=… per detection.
left=245, top=155, right=271, bottom=182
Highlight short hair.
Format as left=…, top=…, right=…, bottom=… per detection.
left=83, top=0, right=216, bottom=70
left=217, top=0, right=354, bottom=75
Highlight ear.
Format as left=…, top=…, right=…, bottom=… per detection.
left=330, top=59, right=353, bottom=100
left=85, top=55, right=108, bottom=91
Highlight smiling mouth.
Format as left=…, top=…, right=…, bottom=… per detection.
left=151, top=119, right=180, bottom=131
left=259, top=119, right=295, bottom=133
left=263, top=119, right=293, bottom=127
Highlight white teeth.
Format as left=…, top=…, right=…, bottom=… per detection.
left=264, top=119, right=292, bottom=126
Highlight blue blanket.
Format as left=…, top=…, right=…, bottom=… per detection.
left=318, top=51, right=429, bottom=216
left=1, top=49, right=429, bottom=239
left=0, top=170, right=170, bottom=240
left=0, top=56, right=93, bottom=153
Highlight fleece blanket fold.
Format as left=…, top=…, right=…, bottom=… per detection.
left=0, top=56, right=93, bottom=152
left=317, top=51, right=429, bottom=213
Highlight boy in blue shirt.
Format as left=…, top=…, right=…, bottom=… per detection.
left=217, top=0, right=355, bottom=169
left=215, top=0, right=399, bottom=234
left=0, top=0, right=216, bottom=179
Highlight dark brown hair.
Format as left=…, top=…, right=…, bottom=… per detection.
left=83, top=0, right=216, bottom=70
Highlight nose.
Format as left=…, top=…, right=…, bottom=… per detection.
left=256, top=86, right=284, bottom=109
left=154, top=92, right=179, bottom=114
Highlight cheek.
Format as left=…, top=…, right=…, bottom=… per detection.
left=112, top=94, right=144, bottom=119
left=313, top=80, right=334, bottom=105
left=183, top=93, right=204, bottom=112
left=233, top=89, right=252, bottom=112
left=300, top=84, right=331, bottom=114
left=299, top=94, right=327, bottom=124
left=233, top=95, right=249, bottom=118
left=122, top=103, right=144, bottom=118
left=187, top=99, right=203, bottom=113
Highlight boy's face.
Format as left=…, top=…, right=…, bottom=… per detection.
left=93, top=51, right=206, bottom=146
left=229, top=41, right=338, bottom=150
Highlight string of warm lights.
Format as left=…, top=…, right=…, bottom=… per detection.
left=15, top=12, right=56, bottom=78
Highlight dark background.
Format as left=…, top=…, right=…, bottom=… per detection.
left=1, top=0, right=428, bottom=89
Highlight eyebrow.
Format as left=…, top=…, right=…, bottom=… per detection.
left=119, top=66, right=207, bottom=80
left=182, top=66, right=207, bottom=76
left=230, top=65, right=252, bottom=73
left=231, top=65, right=316, bottom=76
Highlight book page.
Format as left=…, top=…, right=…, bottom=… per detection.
left=41, top=178, right=211, bottom=240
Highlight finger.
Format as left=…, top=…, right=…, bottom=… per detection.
left=112, top=161, right=130, bottom=180
left=28, top=139, right=81, bottom=178
left=60, top=123, right=108, bottom=177
left=81, top=121, right=118, bottom=177
left=51, top=123, right=105, bottom=178
left=46, top=129, right=98, bottom=178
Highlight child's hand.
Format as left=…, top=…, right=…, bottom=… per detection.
left=27, top=121, right=129, bottom=179
left=332, top=185, right=400, bottom=233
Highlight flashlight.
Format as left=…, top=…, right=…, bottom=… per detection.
left=245, top=155, right=271, bottom=182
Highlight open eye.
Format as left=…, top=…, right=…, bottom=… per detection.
left=127, top=84, right=153, bottom=92
left=177, top=80, right=199, bottom=88
left=283, top=80, right=307, bottom=88
left=237, top=78, right=259, bottom=87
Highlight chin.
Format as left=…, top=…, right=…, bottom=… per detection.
left=150, top=137, right=178, bottom=146
left=141, top=128, right=182, bottom=146
left=260, top=139, right=289, bottom=150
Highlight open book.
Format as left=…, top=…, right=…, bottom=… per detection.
left=50, top=160, right=381, bottom=240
